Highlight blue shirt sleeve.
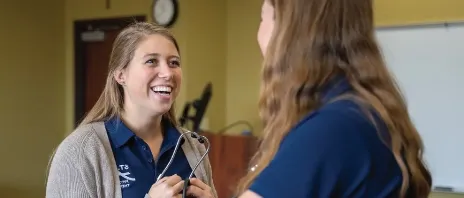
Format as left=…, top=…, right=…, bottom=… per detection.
left=249, top=108, right=372, bottom=198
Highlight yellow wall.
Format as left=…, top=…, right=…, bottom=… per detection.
left=177, top=0, right=227, bottom=132
left=374, top=0, right=464, bottom=26
left=0, top=0, right=65, bottom=197
left=225, top=0, right=263, bottom=133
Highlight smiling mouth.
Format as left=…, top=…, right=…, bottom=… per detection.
left=151, top=85, right=172, bottom=96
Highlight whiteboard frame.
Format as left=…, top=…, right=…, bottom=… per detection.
left=376, top=20, right=464, bottom=30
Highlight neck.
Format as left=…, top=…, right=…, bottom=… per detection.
left=121, top=104, right=163, bottom=141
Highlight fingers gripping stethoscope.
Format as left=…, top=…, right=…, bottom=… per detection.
left=156, top=131, right=211, bottom=198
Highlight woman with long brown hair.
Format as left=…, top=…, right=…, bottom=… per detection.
left=236, top=0, right=432, bottom=198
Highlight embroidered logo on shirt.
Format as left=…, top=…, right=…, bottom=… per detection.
left=118, top=164, right=136, bottom=189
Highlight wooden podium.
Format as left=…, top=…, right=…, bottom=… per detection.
left=201, top=132, right=258, bottom=198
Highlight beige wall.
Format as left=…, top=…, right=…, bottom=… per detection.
left=0, top=0, right=65, bottom=197
left=1, top=0, right=463, bottom=197
left=225, top=0, right=263, bottom=133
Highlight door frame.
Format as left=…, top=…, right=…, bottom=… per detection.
left=73, top=15, right=146, bottom=126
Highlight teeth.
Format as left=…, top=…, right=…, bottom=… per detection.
left=152, top=86, right=172, bottom=92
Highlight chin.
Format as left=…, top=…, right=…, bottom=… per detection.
left=150, top=104, right=172, bottom=115
left=149, top=91, right=175, bottom=106
left=259, top=47, right=266, bottom=56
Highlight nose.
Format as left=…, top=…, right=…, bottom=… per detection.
left=157, top=62, right=173, bottom=80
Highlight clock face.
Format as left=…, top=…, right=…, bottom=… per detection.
left=153, top=0, right=177, bottom=27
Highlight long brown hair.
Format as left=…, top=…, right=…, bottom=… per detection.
left=237, top=0, right=431, bottom=197
left=79, top=22, right=180, bottom=126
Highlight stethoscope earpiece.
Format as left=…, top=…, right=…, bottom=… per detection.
left=197, top=136, right=205, bottom=144
left=190, top=133, right=198, bottom=138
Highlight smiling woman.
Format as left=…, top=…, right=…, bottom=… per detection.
left=112, top=32, right=183, bottom=120
left=46, top=22, right=218, bottom=198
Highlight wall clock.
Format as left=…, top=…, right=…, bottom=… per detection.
left=152, top=0, right=178, bottom=28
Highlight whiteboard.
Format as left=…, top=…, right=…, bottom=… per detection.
left=375, top=23, right=464, bottom=193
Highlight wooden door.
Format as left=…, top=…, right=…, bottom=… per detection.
left=83, top=29, right=119, bottom=113
left=73, top=16, right=145, bottom=125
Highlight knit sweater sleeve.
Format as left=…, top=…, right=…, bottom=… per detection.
left=196, top=141, right=218, bottom=198
left=204, top=152, right=218, bottom=198
left=46, top=134, right=92, bottom=198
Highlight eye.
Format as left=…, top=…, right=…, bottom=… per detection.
left=145, top=58, right=159, bottom=65
left=169, top=60, right=181, bottom=67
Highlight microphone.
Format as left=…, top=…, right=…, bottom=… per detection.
left=179, top=102, right=191, bottom=127
left=216, top=120, right=254, bottom=135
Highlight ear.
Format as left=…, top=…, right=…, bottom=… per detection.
left=113, top=68, right=127, bottom=86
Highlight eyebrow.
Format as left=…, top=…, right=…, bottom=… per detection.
left=143, top=53, right=180, bottom=59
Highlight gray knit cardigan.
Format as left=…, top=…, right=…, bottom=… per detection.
left=45, top=122, right=217, bottom=198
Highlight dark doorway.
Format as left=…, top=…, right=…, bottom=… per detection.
left=74, top=16, right=146, bottom=126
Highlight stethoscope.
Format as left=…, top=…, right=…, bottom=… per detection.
left=155, top=131, right=211, bottom=198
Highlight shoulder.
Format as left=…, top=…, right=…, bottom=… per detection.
left=177, top=127, right=207, bottom=152
left=299, top=99, right=373, bottom=132
left=46, top=122, right=117, bottom=197
left=278, top=99, right=383, bottom=169
left=50, top=122, right=108, bottom=167
left=275, top=99, right=379, bottom=162
left=286, top=99, right=376, bottom=148
left=248, top=100, right=386, bottom=197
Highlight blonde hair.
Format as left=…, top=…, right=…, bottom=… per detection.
left=79, top=22, right=180, bottom=126
left=237, top=0, right=431, bottom=197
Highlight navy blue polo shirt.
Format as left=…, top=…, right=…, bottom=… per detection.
left=249, top=79, right=405, bottom=198
left=105, top=117, right=195, bottom=198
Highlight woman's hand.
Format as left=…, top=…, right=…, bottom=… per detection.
left=147, top=174, right=184, bottom=198
left=185, top=178, right=214, bottom=198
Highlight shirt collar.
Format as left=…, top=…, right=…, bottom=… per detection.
left=162, top=118, right=181, bottom=146
left=321, top=76, right=351, bottom=103
left=104, top=116, right=181, bottom=148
